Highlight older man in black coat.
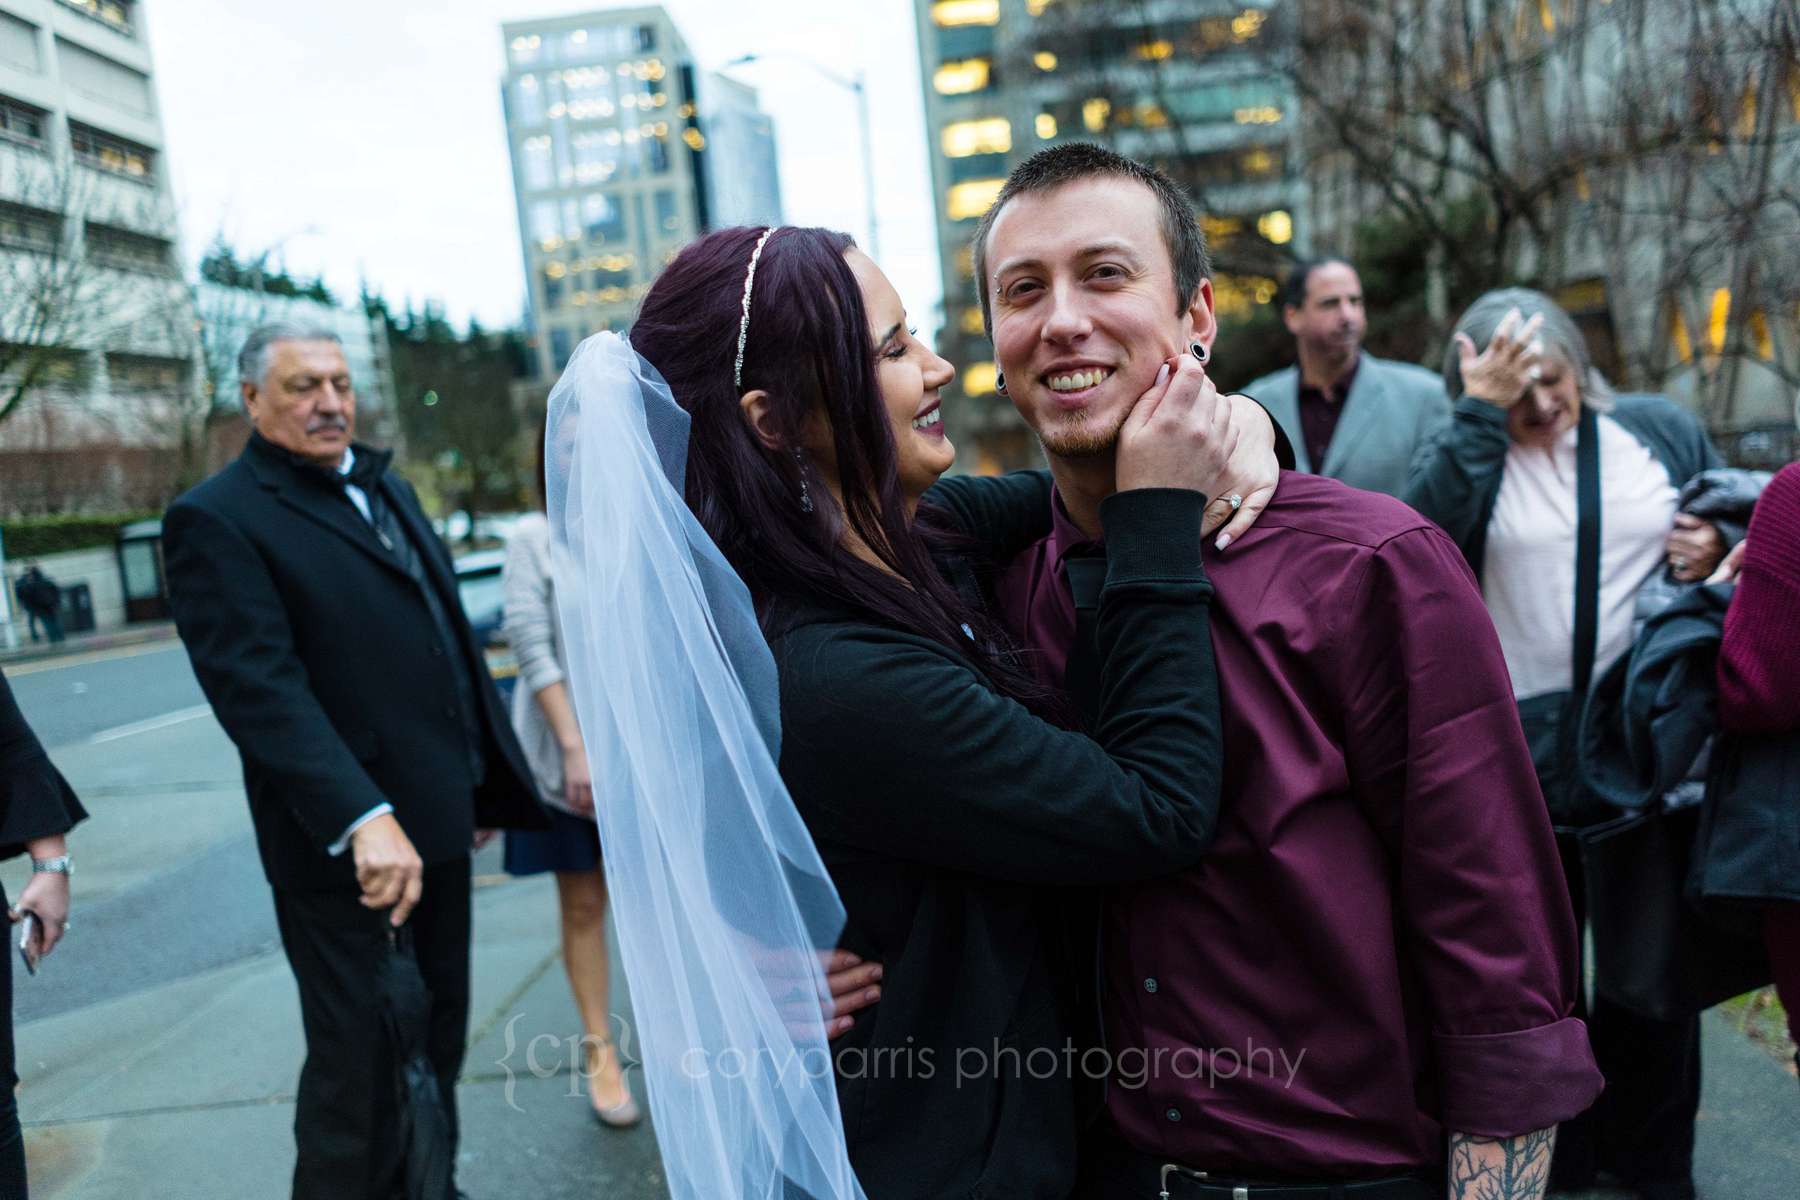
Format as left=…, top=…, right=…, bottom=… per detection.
left=163, top=322, right=548, bottom=1200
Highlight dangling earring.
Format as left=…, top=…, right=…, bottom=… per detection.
left=1190, top=342, right=1208, bottom=365
left=994, top=369, right=1008, bottom=396
left=792, top=446, right=813, bottom=514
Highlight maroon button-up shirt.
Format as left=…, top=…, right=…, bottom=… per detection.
left=996, top=472, right=1602, bottom=1177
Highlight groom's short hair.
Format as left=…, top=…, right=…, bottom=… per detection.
left=971, top=143, right=1212, bottom=336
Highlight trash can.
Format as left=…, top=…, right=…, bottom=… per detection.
left=60, top=582, right=96, bottom=634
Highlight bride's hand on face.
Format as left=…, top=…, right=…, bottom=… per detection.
left=1115, top=354, right=1239, bottom=501
left=1202, top=393, right=1282, bottom=551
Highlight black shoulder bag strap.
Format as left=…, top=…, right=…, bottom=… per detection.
left=1556, top=404, right=1603, bottom=827
left=1572, top=404, right=1603, bottom=698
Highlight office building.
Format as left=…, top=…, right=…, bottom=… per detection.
left=500, top=5, right=784, bottom=380
left=914, top=0, right=1303, bottom=471
left=0, top=0, right=201, bottom=513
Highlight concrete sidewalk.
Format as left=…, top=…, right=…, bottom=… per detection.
left=18, top=872, right=671, bottom=1200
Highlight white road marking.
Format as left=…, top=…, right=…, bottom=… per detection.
left=89, top=705, right=214, bottom=744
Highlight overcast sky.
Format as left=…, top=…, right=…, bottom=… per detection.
left=143, top=0, right=944, bottom=335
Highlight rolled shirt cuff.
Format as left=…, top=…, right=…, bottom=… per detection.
left=1434, top=1016, right=1604, bottom=1137
left=327, top=802, right=395, bottom=857
left=517, top=657, right=566, bottom=697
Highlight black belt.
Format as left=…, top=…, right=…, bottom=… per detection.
left=1107, top=1151, right=1434, bottom=1200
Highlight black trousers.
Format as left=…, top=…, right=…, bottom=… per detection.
left=273, top=857, right=471, bottom=1200
left=0, top=881, right=27, bottom=1200
left=1553, top=834, right=1701, bottom=1189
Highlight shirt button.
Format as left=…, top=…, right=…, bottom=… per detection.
left=1164, top=1107, right=1182, bottom=1123
left=1143, top=977, right=1158, bottom=994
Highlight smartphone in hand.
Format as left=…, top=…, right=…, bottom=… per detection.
left=17, top=910, right=39, bottom=977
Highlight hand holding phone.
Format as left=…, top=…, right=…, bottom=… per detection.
left=16, top=909, right=39, bottom=977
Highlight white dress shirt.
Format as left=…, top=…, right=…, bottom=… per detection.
left=327, top=446, right=395, bottom=856
left=1481, top=413, right=1679, bottom=701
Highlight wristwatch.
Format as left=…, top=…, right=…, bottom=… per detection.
left=30, top=855, right=72, bottom=876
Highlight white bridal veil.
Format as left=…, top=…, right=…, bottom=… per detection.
left=544, top=332, right=864, bottom=1200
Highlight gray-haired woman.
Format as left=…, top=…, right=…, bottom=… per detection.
left=1406, top=287, right=1727, bottom=1200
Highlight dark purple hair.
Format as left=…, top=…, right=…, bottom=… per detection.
left=631, top=226, right=1048, bottom=712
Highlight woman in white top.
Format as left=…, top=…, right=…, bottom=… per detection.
left=501, top=438, right=642, bottom=1128
left=1406, top=288, right=1728, bottom=1200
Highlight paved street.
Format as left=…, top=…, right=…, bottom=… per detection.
left=3, top=637, right=1796, bottom=1198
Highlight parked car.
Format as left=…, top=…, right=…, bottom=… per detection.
left=453, top=549, right=517, bottom=698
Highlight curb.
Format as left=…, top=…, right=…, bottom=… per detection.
left=0, top=624, right=179, bottom=667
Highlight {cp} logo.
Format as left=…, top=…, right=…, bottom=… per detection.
left=498, top=1012, right=644, bottom=1114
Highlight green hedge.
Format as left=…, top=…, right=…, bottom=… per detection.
left=1, top=512, right=160, bottom=558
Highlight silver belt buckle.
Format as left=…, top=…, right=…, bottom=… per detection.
left=1157, top=1163, right=1210, bottom=1199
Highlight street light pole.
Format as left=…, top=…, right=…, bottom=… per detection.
left=722, top=52, right=880, bottom=262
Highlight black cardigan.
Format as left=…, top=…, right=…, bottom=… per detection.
left=0, top=670, right=86, bottom=865
left=767, top=484, right=1224, bottom=1200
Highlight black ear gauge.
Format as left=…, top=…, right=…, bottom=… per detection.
left=1190, top=342, right=1208, bottom=364
left=994, top=369, right=1008, bottom=395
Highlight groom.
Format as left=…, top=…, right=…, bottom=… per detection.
left=973, top=144, right=1602, bottom=1199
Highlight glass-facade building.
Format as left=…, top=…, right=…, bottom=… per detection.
left=500, top=6, right=782, bottom=381
left=914, top=0, right=1304, bottom=471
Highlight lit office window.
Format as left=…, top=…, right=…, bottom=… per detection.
left=1082, top=98, right=1110, bottom=133
left=1034, top=51, right=1057, bottom=71
left=1707, top=288, right=1731, bottom=355
left=1231, top=9, right=1266, bottom=40
left=1135, top=39, right=1174, bottom=60
left=1036, top=112, right=1057, bottom=139
left=962, top=362, right=998, bottom=396
left=522, top=136, right=554, bottom=190
left=584, top=194, right=626, bottom=242
left=932, top=0, right=999, bottom=27
left=510, top=34, right=543, bottom=65
left=1256, top=210, right=1293, bottom=245
left=654, top=190, right=679, bottom=235
left=514, top=75, right=545, bottom=125
left=572, top=130, right=620, bottom=183
left=942, top=118, right=1011, bottom=158
left=1749, top=309, right=1774, bottom=360
left=1027, top=0, right=1056, bottom=13
left=1235, top=105, right=1283, bottom=125
left=530, top=201, right=560, bottom=250
left=69, top=122, right=153, bottom=180
left=1667, top=305, right=1694, bottom=363
left=947, top=179, right=1005, bottom=222
left=959, top=307, right=986, bottom=335
left=934, top=58, right=991, bottom=95
left=59, top=0, right=132, bottom=34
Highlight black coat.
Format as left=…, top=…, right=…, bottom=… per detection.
left=162, top=435, right=547, bottom=893
left=0, top=670, right=86, bottom=863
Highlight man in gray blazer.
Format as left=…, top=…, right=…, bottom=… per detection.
left=1243, top=258, right=1449, bottom=498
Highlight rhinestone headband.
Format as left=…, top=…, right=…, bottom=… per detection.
left=733, top=227, right=778, bottom=391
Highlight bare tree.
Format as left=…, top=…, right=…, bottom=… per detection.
left=1276, top=0, right=1800, bottom=435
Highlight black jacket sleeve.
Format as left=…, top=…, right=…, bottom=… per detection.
left=0, top=670, right=86, bottom=861
left=162, top=499, right=389, bottom=849
left=1403, top=395, right=1512, bottom=563
left=923, top=470, right=1054, bottom=561
left=776, top=487, right=1222, bottom=885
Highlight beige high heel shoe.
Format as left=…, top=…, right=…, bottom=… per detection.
left=586, top=1038, right=641, bottom=1129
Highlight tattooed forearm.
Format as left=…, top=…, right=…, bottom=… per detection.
left=1447, top=1127, right=1557, bottom=1200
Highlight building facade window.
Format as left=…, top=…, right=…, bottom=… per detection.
left=0, top=95, right=47, bottom=147
left=69, top=121, right=154, bottom=179
left=947, top=178, right=1004, bottom=222
left=654, top=190, right=679, bottom=236
left=550, top=327, right=575, bottom=370
left=942, top=117, right=1011, bottom=157
left=0, top=201, right=60, bottom=250
left=514, top=75, right=545, bottom=125
left=961, top=361, right=998, bottom=396
left=583, top=193, right=626, bottom=243
left=85, top=221, right=172, bottom=273
left=521, top=135, right=553, bottom=190
left=56, top=0, right=132, bottom=35
left=934, top=57, right=991, bottom=95
left=932, top=0, right=998, bottom=28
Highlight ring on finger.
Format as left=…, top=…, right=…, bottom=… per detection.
left=1226, top=493, right=1244, bottom=512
